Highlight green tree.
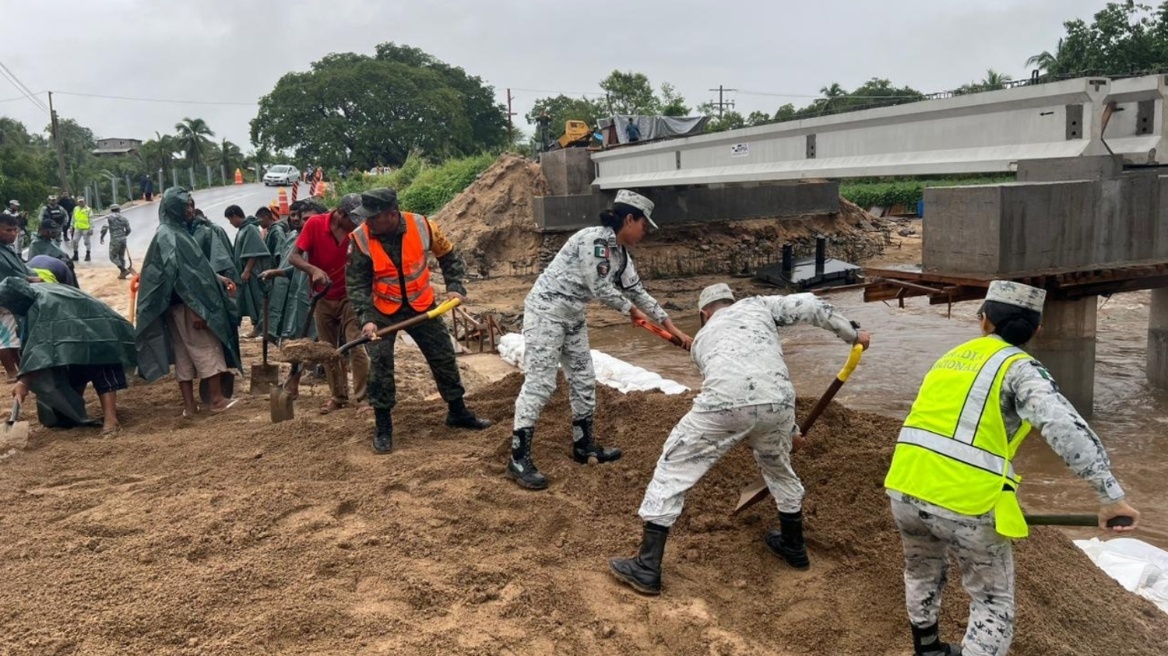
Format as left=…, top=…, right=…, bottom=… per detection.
left=1026, top=38, right=1066, bottom=74
left=980, top=69, right=1013, bottom=90
left=175, top=117, right=215, bottom=168
left=1047, top=1, right=1168, bottom=75
left=0, top=118, right=52, bottom=208
left=701, top=108, right=746, bottom=133
left=599, top=70, right=661, bottom=115
left=659, top=83, right=690, bottom=116
left=217, top=139, right=243, bottom=172
left=745, top=110, right=772, bottom=127
left=774, top=104, right=797, bottom=122
left=251, top=45, right=501, bottom=169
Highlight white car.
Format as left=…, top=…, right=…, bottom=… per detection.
left=263, top=165, right=300, bottom=186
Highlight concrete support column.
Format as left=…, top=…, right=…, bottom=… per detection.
left=1028, top=297, right=1097, bottom=417
left=1147, top=288, right=1168, bottom=389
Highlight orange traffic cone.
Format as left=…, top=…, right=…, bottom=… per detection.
left=277, top=188, right=289, bottom=216
left=234, top=168, right=243, bottom=185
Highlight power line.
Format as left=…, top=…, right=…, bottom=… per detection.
left=0, top=59, right=49, bottom=113
left=51, top=91, right=258, bottom=106
left=507, top=87, right=607, bottom=98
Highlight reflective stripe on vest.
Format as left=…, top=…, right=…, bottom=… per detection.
left=350, top=212, right=434, bottom=315
left=884, top=336, right=1033, bottom=536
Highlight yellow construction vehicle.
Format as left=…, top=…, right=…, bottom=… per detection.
left=554, top=120, right=593, bottom=149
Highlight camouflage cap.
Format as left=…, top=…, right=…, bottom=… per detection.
left=109, top=204, right=120, bottom=211
left=985, top=280, right=1046, bottom=314
left=614, top=189, right=658, bottom=230
left=335, top=193, right=364, bottom=221
left=350, top=188, right=399, bottom=221
left=7, top=200, right=18, bottom=207
left=698, top=282, right=735, bottom=310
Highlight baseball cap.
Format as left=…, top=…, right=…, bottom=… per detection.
left=615, top=189, right=658, bottom=230
left=698, top=283, right=735, bottom=310
left=8, top=200, right=18, bottom=207
left=109, top=204, right=120, bottom=211
left=335, top=193, right=364, bottom=221
left=350, top=188, right=399, bottom=221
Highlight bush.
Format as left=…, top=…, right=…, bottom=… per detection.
left=840, top=176, right=1013, bottom=209
left=327, top=152, right=496, bottom=217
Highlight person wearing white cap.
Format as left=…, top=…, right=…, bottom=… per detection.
left=610, top=282, right=869, bottom=595
left=884, top=280, right=1140, bottom=656
left=508, top=189, right=692, bottom=490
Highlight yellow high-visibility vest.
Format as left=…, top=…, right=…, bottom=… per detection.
left=73, top=206, right=92, bottom=230
left=885, top=336, right=1033, bottom=538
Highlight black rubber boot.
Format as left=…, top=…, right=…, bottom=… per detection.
left=765, top=510, right=810, bottom=570
left=445, top=398, right=493, bottom=430
left=911, top=623, right=962, bottom=656
left=507, top=427, right=548, bottom=490
left=609, top=523, right=669, bottom=595
left=84, top=250, right=91, bottom=262
left=571, top=416, right=622, bottom=464
left=71, top=249, right=79, bottom=262
left=372, top=409, right=393, bottom=455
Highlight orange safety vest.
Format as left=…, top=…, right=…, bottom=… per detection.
left=349, top=212, right=435, bottom=315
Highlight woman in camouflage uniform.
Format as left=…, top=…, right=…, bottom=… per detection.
left=507, top=190, right=692, bottom=490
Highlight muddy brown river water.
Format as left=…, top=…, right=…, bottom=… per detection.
left=589, top=289, right=1168, bottom=549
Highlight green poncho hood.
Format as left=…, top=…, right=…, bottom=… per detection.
left=134, top=187, right=242, bottom=381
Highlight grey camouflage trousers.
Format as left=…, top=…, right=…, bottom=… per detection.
left=639, top=403, right=803, bottom=526
left=513, top=311, right=595, bottom=430
left=890, top=495, right=1015, bottom=656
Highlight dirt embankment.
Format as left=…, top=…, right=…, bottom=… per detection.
left=1, top=372, right=1164, bottom=655
left=431, top=154, right=892, bottom=281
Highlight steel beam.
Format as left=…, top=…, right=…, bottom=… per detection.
left=593, top=75, right=1168, bottom=189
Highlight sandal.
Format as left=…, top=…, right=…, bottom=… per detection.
left=210, top=398, right=240, bottom=415
left=319, top=399, right=348, bottom=415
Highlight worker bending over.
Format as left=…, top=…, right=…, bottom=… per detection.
left=610, top=283, right=867, bottom=594
left=884, top=280, right=1139, bottom=656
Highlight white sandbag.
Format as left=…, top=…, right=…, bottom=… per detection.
left=495, top=333, right=688, bottom=395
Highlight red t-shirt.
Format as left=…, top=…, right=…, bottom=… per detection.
left=295, top=213, right=351, bottom=300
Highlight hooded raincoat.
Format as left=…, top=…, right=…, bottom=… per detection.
left=133, top=187, right=242, bottom=382
left=233, top=216, right=270, bottom=327
left=0, top=277, right=135, bottom=427
left=266, top=225, right=316, bottom=341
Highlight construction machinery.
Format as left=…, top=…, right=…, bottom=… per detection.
left=551, top=120, right=594, bottom=150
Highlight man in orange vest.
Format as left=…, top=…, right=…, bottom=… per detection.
left=347, top=188, right=492, bottom=454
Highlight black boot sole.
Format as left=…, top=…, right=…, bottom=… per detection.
left=446, top=417, right=493, bottom=430
left=572, top=449, right=622, bottom=465
left=372, top=441, right=393, bottom=455
left=506, top=465, right=548, bottom=490
left=608, top=561, right=661, bottom=596
left=765, top=533, right=810, bottom=570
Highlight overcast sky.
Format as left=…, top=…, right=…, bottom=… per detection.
left=1, top=0, right=1109, bottom=153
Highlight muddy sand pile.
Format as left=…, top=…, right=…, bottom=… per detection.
left=431, top=154, right=891, bottom=280
left=1, top=373, right=1164, bottom=655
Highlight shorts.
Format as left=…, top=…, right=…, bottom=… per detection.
left=0, top=309, right=20, bottom=349
left=66, top=363, right=128, bottom=395
left=166, top=304, right=229, bottom=382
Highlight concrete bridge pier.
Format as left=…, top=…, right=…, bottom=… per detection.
left=1029, top=297, right=1098, bottom=417
left=1148, top=288, right=1168, bottom=390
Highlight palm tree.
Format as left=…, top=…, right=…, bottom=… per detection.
left=1026, top=39, right=1065, bottom=75
left=218, top=138, right=243, bottom=172
left=140, top=131, right=179, bottom=174
left=174, top=117, right=215, bottom=168
left=980, top=69, right=1013, bottom=91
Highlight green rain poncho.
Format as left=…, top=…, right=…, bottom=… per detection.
left=265, top=220, right=289, bottom=260
left=0, top=241, right=32, bottom=279
left=28, top=236, right=70, bottom=264
left=266, top=228, right=316, bottom=341
left=0, top=277, right=135, bottom=428
left=134, top=187, right=242, bottom=382
left=233, top=216, right=270, bottom=327
left=192, top=216, right=241, bottom=326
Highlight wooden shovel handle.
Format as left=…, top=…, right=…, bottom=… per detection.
left=337, top=298, right=461, bottom=355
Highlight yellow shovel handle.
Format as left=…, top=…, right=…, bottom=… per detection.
left=428, top=297, right=462, bottom=320
left=837, top=343, right=864, bottom=383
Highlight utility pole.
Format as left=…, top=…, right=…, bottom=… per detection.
left=506, top=88, right=516, bottom=144
left=48, top=91, right=70, bottom=194
left=707, top=84, right=737, bottom=117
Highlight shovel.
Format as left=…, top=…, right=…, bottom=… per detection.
left=633, top=316, right=688, bottom=350
left=2, top=398, right=29, bottom=450
left=1024, top=514, right=1134, bottom=528
left=335, top=297, right=462, bottom=356
left=270, top=281, right=331, bottom=423
left=249, top=286, right=280, bottom=394
left=733, top=343, right=864, bottom=515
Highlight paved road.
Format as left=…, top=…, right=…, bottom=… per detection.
left=72, top=182, right=309, bottom=271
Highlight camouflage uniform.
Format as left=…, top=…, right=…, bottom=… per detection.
left=638, top=294, right=858, bottom=526
left=513, top=225, right=669, bottom=430
left=346, top=213, right=468, bottom=412
left=100, top=211, right=132, bottom=274
left=891, top=335, right=1126, bottom=656
left=40, top=204, right=69, bottom=243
